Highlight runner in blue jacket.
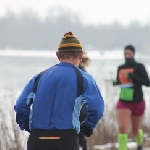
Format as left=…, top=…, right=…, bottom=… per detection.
left=14, top=32, right=104, bottom=150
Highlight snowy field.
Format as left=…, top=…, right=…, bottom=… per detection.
left=0, top=49, right=150, bottom=150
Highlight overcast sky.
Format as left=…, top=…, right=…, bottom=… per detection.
left=1, top=0, right=150, bottom=25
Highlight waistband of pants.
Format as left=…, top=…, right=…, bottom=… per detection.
left=31, top=129, right=76, bottom=134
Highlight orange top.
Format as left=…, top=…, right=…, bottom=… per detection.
left=119, top=68, right=134, bottom=84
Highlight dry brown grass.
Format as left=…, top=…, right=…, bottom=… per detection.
left=0, top=88, right=24, bottom=150
left=0, top=79, right=150, bottom=150
left=87, top=79, right=150, bottom=150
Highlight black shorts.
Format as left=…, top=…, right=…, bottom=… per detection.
left=27, top=129, right=79, bottom=150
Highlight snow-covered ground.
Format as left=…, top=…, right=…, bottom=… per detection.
left=0, top=49, right=149, bottom=60
left=0, top=49, right=150, bottom=150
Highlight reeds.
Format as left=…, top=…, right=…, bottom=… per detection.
left=0, top=76, right=150, bottom=150
left=0, top=88, right=25, bottom=150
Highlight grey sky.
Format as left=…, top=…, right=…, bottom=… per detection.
left=0, top=0, right=150, bottom=25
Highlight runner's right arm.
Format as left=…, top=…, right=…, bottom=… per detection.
left=113, top=66, right=120, bottom=86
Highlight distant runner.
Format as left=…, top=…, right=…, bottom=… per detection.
left=113, top=45, right=150, bottom=150
left=79, top=50, right=90, bottom=150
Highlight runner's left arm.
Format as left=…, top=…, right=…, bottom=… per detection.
left=82, top=76, right=104, bottom=129
left=128, top=64, right=150, bottom=87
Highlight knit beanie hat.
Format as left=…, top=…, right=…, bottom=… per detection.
left=58, top=32, right=82, bottom=52
left=124, top=45, right=135, bottom=54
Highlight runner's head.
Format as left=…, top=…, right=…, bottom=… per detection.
left=124, top=45, right=135, bottom=59
left=56, top=32, right=83, bottom=60
left=80, top=51, right=90, bottom=68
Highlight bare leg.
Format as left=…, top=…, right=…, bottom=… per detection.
left=131, top=115, right=143, bottom=136
left=116, top=109, right=132, bottom=150
left=132, top=115, right=143, bottom=150
left=116, top=109, right=131, bottom=133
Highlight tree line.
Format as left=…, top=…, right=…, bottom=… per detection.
left=0, top=10, right=150, bottom=53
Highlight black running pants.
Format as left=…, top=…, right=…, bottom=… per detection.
left=27, top=129, right=79, bottom=150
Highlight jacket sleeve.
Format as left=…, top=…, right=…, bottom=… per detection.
left=113, top=66, right=121, bottom=86
left=116, top=66, right=121, bottom=84
left=82, top=75, right=104, bottom=129
left=14, top=75, right=37, bottom=130
left=129, top=64, right=150, bottom=87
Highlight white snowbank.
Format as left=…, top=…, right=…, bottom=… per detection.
left=94, top=142, right=137, bottom=149
left=0, top=49, right=149, bottom=60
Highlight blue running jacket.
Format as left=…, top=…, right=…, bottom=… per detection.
left=14, top=62, right=104, bottom=133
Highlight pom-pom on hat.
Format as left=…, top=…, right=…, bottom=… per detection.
left=58, top=32, right=82, bottom=52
